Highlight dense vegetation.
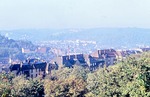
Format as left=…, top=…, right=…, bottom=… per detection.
left=1, top=52, right=150, bottom=97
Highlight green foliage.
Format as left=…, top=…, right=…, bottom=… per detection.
left=0, top=73, right=14, bottom=97
left=11, top=76, right=44, bottom=97
left=44, top=66, right=88, bottom=97
left=0, top=74, right=44, bottom=97
left=86, top=52, right=150, bottom=97
left=1, top=52, right=150, bottom=96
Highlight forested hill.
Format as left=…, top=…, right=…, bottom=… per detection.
left=0, top=34, right=36, bottom=50
left=0, top=34, right=36, bottom=58
left=1, top=28, right=150, bottom=48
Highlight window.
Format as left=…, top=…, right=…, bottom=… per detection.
left=31, top=69, right=33, bottom=73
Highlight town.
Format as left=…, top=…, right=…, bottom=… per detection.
left=1, top=34, right=150, bottom=79
left=1, top=0, right=150, bottom=96
left=1, top=41, right=150, bottom=79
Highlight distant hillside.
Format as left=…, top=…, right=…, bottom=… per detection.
left=0, top=35, right=36, bottom=50
left=1, top=28, right=150, bottom=48
left=0, top=34, right=36, bottom=58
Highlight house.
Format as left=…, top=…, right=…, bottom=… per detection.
left=30, top=61, right=47, bottom=78
left=51, top=53, right=105, bottom=71
left=115, top=50, right=126, bottom=61
left=9, top=64, right=20, bottom=75
left=9, top=58, right=47, bottom=78
left=51, top=54, right=88, bottom=68
left=46, top=62, right=58, bottom=74
left=87, top=56, right=105, bottom=71
left=91, top=49, right=117, bottom=66
left=74, top=58, right=87, bottom=67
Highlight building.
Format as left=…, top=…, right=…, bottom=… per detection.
left=91, top=49, right=117, bottom=66
left=87, top=55, right=105, bottom=71
left=51, top=53, right=105, bottom=71
left=115, top=50, right=126, bottom=61
left=9, top=58, right=47, bottom=78
left=51, top=54, right=88, bottom=68
left=37, top=47, right=47, bottom=53
left=22, top=48, right=35, bottom=53
left=46, top=62, right=59, bottom=74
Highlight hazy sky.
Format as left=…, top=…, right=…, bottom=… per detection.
left=0, top=0, right=150, bottom=29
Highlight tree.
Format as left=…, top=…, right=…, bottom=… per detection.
left=11, top=76, right=44, bottom=97
left=86, top=53, right=150, bottom=97
left=44, top=66, right=88, bottom=97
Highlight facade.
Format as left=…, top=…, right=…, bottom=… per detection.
left=9, top=59, right=47, bottom=78
left=46, top=62, right=58, bottom=74
left=51, top=54, right=105, bottom=71
left=9, top=48, right=146, bottom=75
left=91, top=49, right=117, bottom=66
left=88, top=56, right=105, bottom=71
left=51, top=54, right=88, bottom=68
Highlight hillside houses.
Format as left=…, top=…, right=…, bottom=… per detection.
left=91, top=49, right=117, bottom=66
left=51, top=54, right=88, bottom=68
left=51, top=48, right=144, bottom=71
left=8, top=48, right=148, bottom=78
left=51, top=53, right=105, bottom=71
left=9, top=58, right=47, bottom=78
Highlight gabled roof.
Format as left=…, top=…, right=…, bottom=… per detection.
left=33, top=62, right=47, bottom=71
left=21, top=63, right=33, bottom=70
left=89, top=56, right=104, bottom=63
left=75, top=59, right=88, bottom=67
left=64, top=60, right=74, bottom=67
left=9, top=64, right=20, bottom=71
left=48, top=63, right=58, bottom=71
left=78, top=59, right=86, bottom=64
left=106, top=52, right=117, bottom=58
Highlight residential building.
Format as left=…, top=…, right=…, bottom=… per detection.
left=87, top=55, right=105, bottom=71
left=91, top=49, right=117, bottom=66
left=9, top=58, right=47, bottom=78
left=46, top=62, right=58, bottom=74
left=51, top=54, right=88, bottom=68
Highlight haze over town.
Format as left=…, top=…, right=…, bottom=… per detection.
left=1, top=1, right=150, bottom=97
